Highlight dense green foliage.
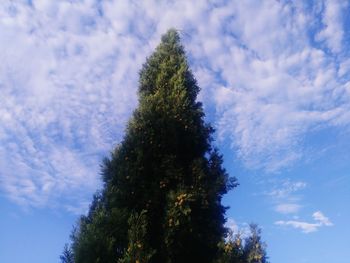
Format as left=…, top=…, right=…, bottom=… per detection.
left=216, top=224, right=268, bottom=263
left=60, top=244, right=74, bottom=263
left=63, top=29, right=268, bottom=263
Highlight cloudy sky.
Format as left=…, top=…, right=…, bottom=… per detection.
left=1, top=0, right=349, bottom=262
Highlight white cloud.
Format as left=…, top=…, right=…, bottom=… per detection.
left=0, top=0, right=143, bottom=211
left=225, top=218, right=238, bottom=233
left=187, top=1, right=350, bottom=171
left=1, top=0, right=350, bottom=211
left=316, top=0, right=347, bottom=53
left=267, top=179, right=306, bottom=215
left=313, top=211, right=333, bottom=226
left=275, top=220, right=320, bottom=234
left=275, top=203, right=301, bottom=214
left=275, top=211, right=333, bottom=233
left=225, top=218, right=251, bottom=239
left=268, top=180, right=307, bottom=199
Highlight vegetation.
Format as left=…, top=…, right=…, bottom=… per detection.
left=216, top=224, right=268, bottom=263
left=62, top=29, right=268, bottom=263
left=60, top=244, right=74, bottom=263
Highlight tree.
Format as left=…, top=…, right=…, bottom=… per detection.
left=68, top=29, right=237, bottom=263
left=216, top=224, right=269, bottom=263
left=60, top=244, right=74, bottom=263
left=242, top=224, right=269, bottom=263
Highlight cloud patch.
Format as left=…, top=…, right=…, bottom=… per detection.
left=316, top=0, right=347, bottom=53
left=266, top=179, right=306, bottom=215
left=1, top=0, right=350, bottom=212
left=275, top=211, right=333, bottom=233
left=275, top=203, right=302, bottom=214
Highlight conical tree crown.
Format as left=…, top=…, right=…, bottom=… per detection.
left=139, top=29, right=199, bottom=102
left=70, top=29, right=236, bottom=263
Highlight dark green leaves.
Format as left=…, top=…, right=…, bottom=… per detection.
left=66, top=29, right=239, bottom=263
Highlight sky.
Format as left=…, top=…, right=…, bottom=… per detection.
left=0, top=0, right=349, bottom=262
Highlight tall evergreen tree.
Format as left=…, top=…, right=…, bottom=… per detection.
left=69, top=29, right=237, bottom=263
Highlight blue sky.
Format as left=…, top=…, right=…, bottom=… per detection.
left=0, top=0, right=349, bottom=262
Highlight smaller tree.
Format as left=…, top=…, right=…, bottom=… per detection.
left=216, top=230, right=244, bottom=263
left=60, top=244, right=74, bottom=263
left=243, top=224, right=268, bottom=263
left=216, top=224, right=268, bottom=263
